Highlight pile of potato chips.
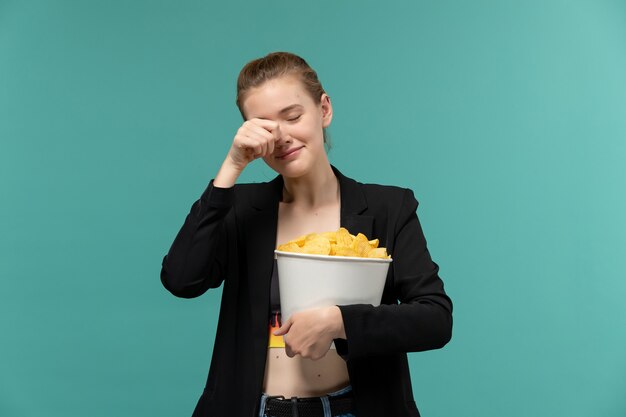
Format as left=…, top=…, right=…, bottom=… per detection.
left=276, top=227, right=390, bottom=259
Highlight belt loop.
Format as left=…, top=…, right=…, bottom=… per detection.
left=320, top=395, right=331, bottom=417
left=262, top=395, right=285, bottom=417
left=258, top=394, right=268, bottom=417
left=290, top=397, right=299, bottom=417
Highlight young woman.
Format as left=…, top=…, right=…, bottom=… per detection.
left=160, top=52, right=453, bottom=417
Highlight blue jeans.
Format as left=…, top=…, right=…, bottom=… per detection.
left=258, top=384, right=356, bottom=417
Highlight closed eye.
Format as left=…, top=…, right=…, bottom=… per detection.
left=287, top=114, right=302, bottom=122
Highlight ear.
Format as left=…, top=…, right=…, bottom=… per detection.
left=320, top=93, right=333, bottom=128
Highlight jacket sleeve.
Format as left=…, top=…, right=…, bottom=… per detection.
left=160, top=180, right=234, bottom=298
left=334, top=188, right=453, bottom=360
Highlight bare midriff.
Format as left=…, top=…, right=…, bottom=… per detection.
left=262, top=348, right=350, bottom=397
left=268, top=182, right=347, bottom=397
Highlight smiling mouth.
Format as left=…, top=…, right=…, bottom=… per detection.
left=277, top=146, right=303, bottom=159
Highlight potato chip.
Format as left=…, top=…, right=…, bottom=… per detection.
left=320, top=231, right=338, bottom=243
left=336, top=227, right=354, bottom=247
left=367, top=248, right=388, bottom=258
left=352, top=233, right=372, bottom=257
left=277, top=228, right=390, bottom=259
left=277, top=241, right=303, bottom=253
left=304, top=233, right=319, bottom=242
left=332, top=245, right=360, bottom=258
left=301, top=236, right=331, bottom=255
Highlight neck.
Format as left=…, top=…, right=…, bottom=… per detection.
left=282, top=163, right=339, bottom=208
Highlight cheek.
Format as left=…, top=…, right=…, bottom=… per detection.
left=284, top=118, right=322, bottom=142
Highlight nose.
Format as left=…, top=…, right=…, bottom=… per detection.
left=274, top=123, right=291, bottom=148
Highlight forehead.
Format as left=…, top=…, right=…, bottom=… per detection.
left=242, top=75, right=314, bottom=119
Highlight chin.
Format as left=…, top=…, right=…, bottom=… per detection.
left=271, top=160, right=310, bottom=179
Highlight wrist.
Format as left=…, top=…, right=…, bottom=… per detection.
left=214, top=158, right=244, bottom=188
left=330, top=306, right=347, bottom=339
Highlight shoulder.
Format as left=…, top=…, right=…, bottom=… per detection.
left=231, top=181, right=266, bottom=193
left=334, top=165, right=419, bottom=213
left=229, top=177, right=282, bottom=210
left=354, top=180, right=418, bottom=209
left=359, top=181, right=408, bottom=196
left=335, top=166, right=411, bottom=197
left=231, top=179, right=279, bottom=197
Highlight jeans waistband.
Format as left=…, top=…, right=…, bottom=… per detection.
left=258, top=385, right=353, bottom=417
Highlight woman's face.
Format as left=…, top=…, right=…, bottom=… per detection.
left=241, top=74, right=332, bottom=178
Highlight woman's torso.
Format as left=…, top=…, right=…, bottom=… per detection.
left=262, top=198, right=350, bottom=397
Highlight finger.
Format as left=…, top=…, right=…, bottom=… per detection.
left=233, top=133, right=259, bottom=154
left=249, top=118, right=279, bottom=132
left=242, top=122, right=279, bottom=158
left=245, top=121, right=276, bottom=142
left=285, top=344, right=296, bottom=358
left=258, top=139, right=268, bottom=158
left=271, top=124, right=282, bottom=142
left=250, top=133, right=271, bottom=156
left=273, top=319, right=292, bottom=336
left=250, top=140, right=264, bottom=158
left=266, top=140, right=274, bottom=157
left=311, top=344, right=331, bottom=361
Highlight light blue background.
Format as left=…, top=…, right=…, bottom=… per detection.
left=1, top=1, right=625, bottom=416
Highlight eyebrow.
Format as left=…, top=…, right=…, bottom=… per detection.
left=278, top=104, right=304, bottom=114
left=246, top=104, right=304, bottom=120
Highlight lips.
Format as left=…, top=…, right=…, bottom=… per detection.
left=276, top=146, right=303, bottom=160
